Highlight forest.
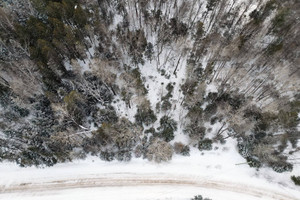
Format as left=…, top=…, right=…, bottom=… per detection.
left=0, top=0, right=299, bottom=175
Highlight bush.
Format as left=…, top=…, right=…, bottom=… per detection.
left=238, top=136, right=254, bottom=158
left=215, top=92, right=245, bottom=110
left=191, top=195, right=212, bottom=200
left=184, top=124, right=206, bottom=141
left=162, top=82, right=174, bottom=101
left=206, top=0, right=219, bottom=11
left=0, top=84, right=12, bottom=107
left=135, top=107, right=157, bottom=126
left=161, top=100, right=172, bottom=111
left=64, top=90, right=87, bottom=124
left=145, top=42, right=154, bottom=61
left=254, top=131, right=267, bottom=140
left=17, top=147, right=58, bottom=167
left=249, top=9, right=261, bottom=24
left=115, top=151, right=132, bottom=162
left=270, top=161, right=293, bottom=173
left=93, top=106, right=118, bottom=125
left=204, top=102, right=217, bottom=119
left=157, top=116, right=177, bottom=142
left=210, top=116, right=218, bottom=125
left=100, top=151, right=114, bottom=162
left=272, top=8, right=289, bottom=33
left=174, top=142, right=190, bottom=156
left=134, top=145, right=144, bottom=158
left=206, top=92, right=218, bottom=102
left=267, top=40, right=283, bottom=55
left=187, top=104, right=203, bottom=118
left=278, top=110, right=298, bottom=129
left=291, top=176, right=300, bottom=186
left=146, top=138, right=173, bottom=163
left=11, top=105, right=30, bottom=118
left=195, top=21, right=204, bottom=39
left=131, top=68, right=147, bottom=94
left=198, top=139, right=213, bottom=151
left=246, top=156, right=261, bottom=168
left=87, top=118, right=142, bottom=160
left=250, top=0, right=277, bottom=24
left=181, top=80, right=197, bottom=96
left=145, top=127, right=156, bottom=134
left=169, top=18, right=188, bottom=37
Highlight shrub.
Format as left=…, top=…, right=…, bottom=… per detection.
left=157, top=116, right=178, bottom=142
left=206, top=0, right=219, bottom=11
left=162, top=82, right=174, bottom=100
left=81, top=72, right=113, bottom=104
left=135, top=106, right=157, bottom=126
left=238, top=136, right=255, bottom=157
left=291, top=176, right=300, bottom=186
left=290, top=100, right=300, bottom=112
left=11, top=105, right=30, bottom=118
left=181, top=80, right=197, bottom=96
left=161, top=100, right=172, bottom=111
left=198, top=139, right=213, bottom=151
left=100, top=151, right=114, bottom=162
left=88, top=117, right=142, bottom=160
left=195, top=21, right=204, bottom=39
left=0, top=84, right=12, bottom=107
left=131, top=68, right=147, bottom=94
left=267, top=40, right=283, bottom=55
left=228, top=94, right=245, bottom=110
left=169, top=18, right=188, bottom=37
left=193, top=67, right=204, bottom=80
left=191, top=195, right=212, bottom=200
left=204, top=102, right=217, bottom=119
left=264, top=0, right=277, bottom=12
left=249, top=9, right=261, bottom=24
left=17, top=147, right=58, bottom=167
left=146, top=138, right=173, bottom=163
left=115, top=151, right=132, bottom=162
left=188, top=104, right=203, bottom=117
left=145, top=42, right=154, bottom=61
left=93, top=106, right=118, bottom=125
left=278, top=110, right=298, bottom=129
left=64, top=90, right=87, bottom=124
left=186, top=104, right=203, bottom=124
left=192, top=195, right=203, bottom=200
left=272, top=8, right=289, bottom=33
left=184, top=124, right=206, bottom=141
left=250, top=0, right=277, bottom=24
left=134, top=145, right=144, bottom=158
left=254, top=131, right=267, bottom=140
left=206, top=92, right=218, bottom=102
left=174, top=142, right=190, bottom=156
left=210, top=116, right=218, bottom=125
left=246, top=156, right=261, bottom=168
left=145, top=127, right=156, bottom=134
left=270, top=161, right=293, bottom=173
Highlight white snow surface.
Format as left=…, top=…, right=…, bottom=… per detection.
left=2, top=1, right=299, bottom=199
left=1, top=138, right=299, bottom=200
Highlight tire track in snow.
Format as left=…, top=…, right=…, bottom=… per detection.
left=0, top=174, right=297, bottom=200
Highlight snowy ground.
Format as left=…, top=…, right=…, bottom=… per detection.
left=1, top=138, right=299, bottom=200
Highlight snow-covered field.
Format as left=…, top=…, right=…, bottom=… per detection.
left=1, top=139, right=299, bottom=200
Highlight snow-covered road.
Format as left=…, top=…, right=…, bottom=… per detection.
left=0, top=173, right=299, bottom=200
